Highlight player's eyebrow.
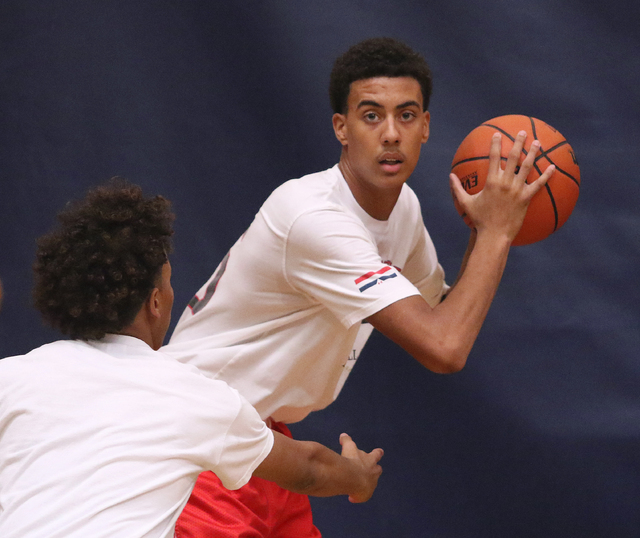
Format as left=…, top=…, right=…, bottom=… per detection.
left=356, top=100, right=422, bottom=110
left=356, top=100, right=382, bottom=109
left=396, top=100, right=421, bottom=110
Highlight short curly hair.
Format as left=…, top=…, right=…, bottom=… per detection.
left=329, top=37, right=433, bottom=114
left=33, top=178, right=174, bottom=340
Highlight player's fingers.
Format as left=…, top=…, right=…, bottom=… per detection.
left=516, top=140, right=541, bottom=181
left=502, top=130, right=527, bottom=178
left=487, top=132, right=503, bottom=177
left=526, top=164, right=555, bottom=197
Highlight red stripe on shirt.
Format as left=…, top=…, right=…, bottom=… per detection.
left=354, top=265, right=392, bottom=285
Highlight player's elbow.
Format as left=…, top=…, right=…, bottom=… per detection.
left=415, top=340, right=468, bottom=374
left=289, top=470, right=319, bottom=495
left=436, top=353, right=467, bottom=374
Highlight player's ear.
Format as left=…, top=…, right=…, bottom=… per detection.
left=147, top=287, right=162, bottom=320
left=332, top=113, right=348, bottom=146
left=421, top=111, right=430, bottom=144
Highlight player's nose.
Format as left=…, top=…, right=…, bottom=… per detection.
left=381, top=117, right=400, bottom=144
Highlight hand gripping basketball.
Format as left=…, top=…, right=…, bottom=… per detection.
left=450, top=130, right=556, bottom=245
left=450, top=115, right=580, bottom=245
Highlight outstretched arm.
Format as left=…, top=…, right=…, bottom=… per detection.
left=368, top=131, right=555, bottom=374
left=253, top=431, right=384, bottom=503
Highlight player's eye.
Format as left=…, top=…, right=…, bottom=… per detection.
left=364, top=112, right=379, bottom=122
left=400, top=111, right=416, bottom=121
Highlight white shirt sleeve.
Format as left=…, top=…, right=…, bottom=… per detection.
left=284, top=207, right=421, bottom=328
left=215, top=390, right=274, bottom=490
left=177, top=372, right=274, bottom=491
left=402, top=224, right=449, bottom=307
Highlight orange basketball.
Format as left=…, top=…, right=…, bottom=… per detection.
left=450, top=115, right=580, bottom=246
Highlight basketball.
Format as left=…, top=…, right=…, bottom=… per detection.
left=450, top=115, right=581, bottom=246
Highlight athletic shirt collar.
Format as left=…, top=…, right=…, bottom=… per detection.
left=88, top=333, right=158, bottom=359
left=332, top=164, right=402, bottom=235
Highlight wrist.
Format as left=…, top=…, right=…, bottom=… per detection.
left=474, top=227, right=513, bottom=251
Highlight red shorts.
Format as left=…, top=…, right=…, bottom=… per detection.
left=175, top=421, right=322, bottom=538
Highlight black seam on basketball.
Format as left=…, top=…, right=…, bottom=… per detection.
left=482, top=123, right=531, bottom=158
left=532, top=161, right=542, bottom=182
left=539, top=140, right=569, bottom=156
left=481, top=123, right=516, bottom=142
left=451, top=155, right=488, bottom=168
left=451, top=155, right=509, bottom=169
left=535, top=150, right=580, bottom=188
left=553, top=166, right=580, bottom=187
left=544, top=183, right=559, bottom=231
left=530, top=117, right=538, bottom=140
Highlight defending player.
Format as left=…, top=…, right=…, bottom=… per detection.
left=165, top=37, right=555, bottom=535
left=0, top=180, right=383, bottom=538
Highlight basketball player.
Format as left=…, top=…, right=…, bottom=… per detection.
left=165, top=37, right=555, bottom=536
left=0, top=180, right=383, bottom=538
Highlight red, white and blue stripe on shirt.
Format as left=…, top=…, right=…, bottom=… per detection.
left=355, top=266, right=398, bottom=292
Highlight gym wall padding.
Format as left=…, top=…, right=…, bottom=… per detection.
left=1, top=1, right=639, bottom=536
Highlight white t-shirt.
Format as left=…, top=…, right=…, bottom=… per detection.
left=0, top=335, right=273, bottom=538
left=165, top=165, right=447, bottom=423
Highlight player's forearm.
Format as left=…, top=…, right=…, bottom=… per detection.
left=369, top=230, right=511, bottom=374
left=432, top=229, right=511, bottom=364
left=448, top=228, right=477, bottom=291
left=253, top=432, right=380, bottom=502
left=281, top=441, right=373, bottom=499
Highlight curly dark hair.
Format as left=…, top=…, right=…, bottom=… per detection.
left=329, top=37, right=433, bottom=114
left=33, top=178, right=174, bottom=340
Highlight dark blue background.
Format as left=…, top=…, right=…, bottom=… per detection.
left=1, top=1, right=639, bottom=536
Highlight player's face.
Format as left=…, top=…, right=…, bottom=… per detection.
left=333, top=76, right=430, bottom=202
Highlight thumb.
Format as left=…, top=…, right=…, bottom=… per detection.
left=339, top=433, right=357, bottom=458
left=449, top=173, right=470, bottom=206
left=370, top=447, right=384, bottom=464
left=450, top=173, right=475, bottom=228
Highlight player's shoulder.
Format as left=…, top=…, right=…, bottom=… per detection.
left=0, top=340, right=90, bottom=376
left=257, top=165, right=349, bottom=234
left=264, top=165, right=342, bottom=211
left=6, top=339, right=87, bottom=360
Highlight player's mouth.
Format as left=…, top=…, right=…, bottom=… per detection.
left=378, top=153, right=404, bottom=173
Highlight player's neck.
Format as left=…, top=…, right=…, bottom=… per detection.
left=338, top=159, right=402, bottom=221
left=118, top=301, right=166, bottom=351
left=118, top=327, right=155, bottom=349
